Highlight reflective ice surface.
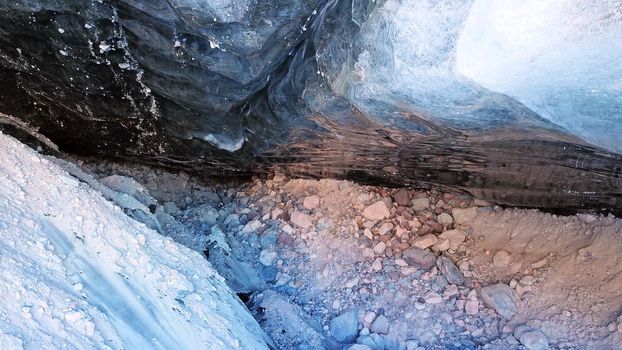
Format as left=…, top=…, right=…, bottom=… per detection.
left=0, top=0, right=620, bottom=212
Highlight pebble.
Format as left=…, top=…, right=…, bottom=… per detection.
left=437, top=213, right=453, bottom=226
left=514, top=325, right=549, bottom=350
left=330, top=310, right=360, bottom=343
left=402, top=247, right=437, bottom=270
left=347, top=345, right=372, bottom=350
left=362, top=201, right=391, bottom=221
left=436, top=255, right=464, bottom=285
left=413, top=234, right=439, bottom=249
left=393, top=189, right=411, bottom=206
left=378, top=222, right=393, bottom=235
left=364, top=312, right=377, bottom=324
left=438, top=230, right=466, bottom=250
left=271, top=208, right=284, bottom=220
left=242, top=219, right=262, bottom=234
left=395, top=259, right=408, bottom=267
left=412, top=197, right=430, bottom=211
left=345, top=277, right=359, bottom=288
left=465, top=299, right=479, bottom=315
left=479, top=284, right=518, bottom=319
left=303, top=195, right=320, bottom=210
left=290, top=210, right=314, bottom=228
left=364, top=228, right=374, bottom=239
left=431, top=238, right=450, bottom=252
left=374, top=242, right=387, bottom=255
left=259, top=249, right=277, bottom=266
left=452, top=207, right=478, bottom=225
left=372, top=258, right=383, bottom=271
left=425, top=292, right=443, bottom=304
left=493, top=250, right=512, bottom=268
left=370, top=314, right=390, bottom=334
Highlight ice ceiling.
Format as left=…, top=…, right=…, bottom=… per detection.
left=0, top=0, right=620, bottom=212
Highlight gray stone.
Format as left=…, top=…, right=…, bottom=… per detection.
left=330, top=310, right=360, bottom=343
left=436, top=255, right=464, bottom=285
left=412, top=197, right=430, bottom=211
left=370, top=314, right=390, bottom=334
left=479, top=284, right=518, bottom=319
left=402, top=247, right=437, bottom=270
left=437, top=212, right=453, bottom=226
left=514, top=326, right=549, bottom=350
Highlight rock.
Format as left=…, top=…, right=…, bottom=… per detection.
left=259, top=250, right=277, bottom=266
left=347, top=345, right=373, bottom=350
left=303, top=195, right=320, bottom=210
left=452, top=207, right=478, bottom=225
left=345, top=277, right=359, bottom=289
left=412, top=197, right=430, bottom=211
left=261, top=266, right=278, bottom=283
left=413, top=234, right=439, bottom=249
left=372, top=259, right=383, bottom=271
left=362, top=201, right=391, bottom=221
left=493, top=250, right=512, bottom=268
left=271, top=207, right=284, bottom=220
left=479, top=284, right=518, bottom=319
left=402, top=247, right=437, bottom=270
left=242, top=219, right=262, bottom=234
left=393, top=189, right=411, bottom=206
left=514, top=326, right=549, bottom=350
left=465, top=299, right=479, bottom=315
left=163, top=201, right=180, bottom=215
left=364, top=312, right=377, bottom=324
left=330, top=310, right=360, bottom=343
left=374, top=242, right=387, bottom=255
left=378, top=222, right=393, bottom=235
left=431, top=238, right=450, bottom=252
left=405, top=340, right=419, bottom=350
left=370, top=314, right=390, bottom=334
left=438, top=230, right=466, bottom=250
left=290, top=211, right=314, bottom=228
left=436, top=255, right=464, bottom=285
left=424, top=292, right=443, bottom=304
left=395, top=259, right=408, bottom=267
left=437, top=213, right=453, bottom=226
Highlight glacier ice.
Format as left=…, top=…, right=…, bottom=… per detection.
left=456, top=0, right=622, bottom=153
left=0, top=131, right=271, bottom=349
left=0, top=0, right=620, bottom=212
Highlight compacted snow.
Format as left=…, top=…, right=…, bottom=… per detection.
left=0, top=132, right=270, bottom=349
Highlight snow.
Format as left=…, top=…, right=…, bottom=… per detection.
left=0, top=132, right=269, bottom=349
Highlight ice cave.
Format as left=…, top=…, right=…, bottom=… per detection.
left=0, top=1, right=621, bottom=349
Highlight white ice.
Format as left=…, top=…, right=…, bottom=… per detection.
left=0, top=132, right=269, bottom=349
left=331, top=0, right=622, bottom=152
left=456, top=0, right=622, bottom=153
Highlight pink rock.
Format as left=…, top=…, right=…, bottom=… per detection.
left=362, top=201, right=391, bottom=221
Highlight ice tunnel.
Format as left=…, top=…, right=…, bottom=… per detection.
left=0, top=0, right=620, bottom=213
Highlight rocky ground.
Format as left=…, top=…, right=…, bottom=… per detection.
left=75, top=160, right=622, bottom=350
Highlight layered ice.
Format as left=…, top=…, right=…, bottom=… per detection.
left=0, top=0, right=620, bottom=211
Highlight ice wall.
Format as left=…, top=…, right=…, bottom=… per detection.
left=456, top=0, right=622, bottom=153
left=0, top=0, right=620, bottom=212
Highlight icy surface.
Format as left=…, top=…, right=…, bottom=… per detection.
left=456, top=0, right=622, bottom=152
left=0, top=132, right=269, bottom=349
left=0, top=0, right=620, bottom=211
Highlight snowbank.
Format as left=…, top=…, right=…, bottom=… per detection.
left=0, top=132, right=269, bottom=349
